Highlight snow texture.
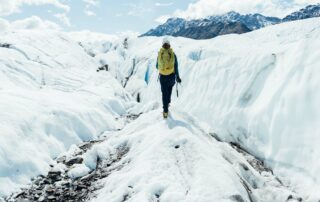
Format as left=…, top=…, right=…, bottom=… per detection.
left=0, top=30, right=132, bottom=196
left=1, top=17, right=320, bottom=202
left=87, top=110, right=293, bottom=202
left=85, top=18, right=320, bottom=201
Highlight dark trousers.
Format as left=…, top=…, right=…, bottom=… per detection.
left=160, top=73, right=176, bottom=113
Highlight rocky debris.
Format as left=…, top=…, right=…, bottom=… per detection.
left=230, top=142, right=273, bottom=174
left=227, top=142, right=305, bottom=202
left=78, top=140, right=104, bottom=153
left=47, top=171, right=62, bottom=183
left=126, top=113, right=142, bottom=122
left=6, top=141, right=130, bottom=202
left=286, top=195, right=303, bottom=202
left=96, top=64, right=109, bottom=72
left=56, top=156, right=66, bottom=164
left=230, top=194, right=246, bottom=202
left=65, top=157, right=83, bottom=167
left=0, top=43, right=11, bottom=48
left=209, top=132, right=222, bottom=142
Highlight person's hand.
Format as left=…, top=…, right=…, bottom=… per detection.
left=176, top=76, right=182, bottom=83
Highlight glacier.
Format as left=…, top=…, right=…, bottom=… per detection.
left=0, top=30, right=133, bottom=196
left=92, top=18, right=320, bottom=201
left=0, top=17, right=319, bottom=201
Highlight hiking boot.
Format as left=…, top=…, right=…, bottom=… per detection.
left=163, top=112, right=168, bottom=119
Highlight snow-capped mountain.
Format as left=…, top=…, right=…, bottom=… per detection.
left=141, top=12, right=279, bottom=39
left=207, top=11, right=281, bottom=30
left=283, top=4, right=320, bottom=21
left=143, top=17, right=186, bottom=37
left=171, top=20, right=251, bottom=39
left=141, top=4, right=320, bottom=39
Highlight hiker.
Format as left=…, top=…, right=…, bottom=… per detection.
left=156, top=38, right=182, bottom=118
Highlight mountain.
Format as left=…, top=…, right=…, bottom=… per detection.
left=141, top=4, right=320, bottom=39
left=143, top=17, right=186, bottom=37
left=207, top=11, right=281, bottom=30
left=141, top=12, right=280, bottom=39
left=172, top=20, right=251, bottom=40
left=283, top=4, right=320, bottom=21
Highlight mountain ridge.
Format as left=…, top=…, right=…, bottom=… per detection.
left=141, top=4, right=320, bottom=39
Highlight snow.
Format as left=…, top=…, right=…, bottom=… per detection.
left=1, top=17, right=319, bottom=201
left=86, top=110, right=292, bottom=202
left=68, top=164, right=91, bottom=179
left=67, top=31, right=118, bottom=58
left=0, top=30, right=132, bottom=196
left=82, top=18, right=320, bottom=200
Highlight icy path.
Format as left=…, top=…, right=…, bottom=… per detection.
left=6, top=109, right=303, bottom=202
left=89, top=110, right=300, bottom=202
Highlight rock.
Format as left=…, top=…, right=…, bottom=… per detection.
left=6, top=131, right=133, bottom=202
left=35, top=190, right=43, bottom=195
left=240, top=163, right=249, bottom=171
left=47, top=195, right=56, bottom=201
left=230, top=194, right=245, bottom=202
left=48, top=171, right=62, bottom=182
left=34, top=194, right=40, bottom=200
left=100, top=173, right=109, bottom=178
left=81, top=173, right=94, bottom=181
left=46, top=187, right=55, bottom=194
left=43, top=179, right=50, bottom=184
left=36, top=186, right=44, bottom=191
left=38, top=196, right=45, bottom=202
left=56, top=156, right=66, bottom=163
left=66, top=157, right=83, bottom=166
left=48, top=171, right=61, bottom=176
left=76, top=184, right=87, bottom=191
left=34, top=179, right=42, bottom=186
left=60, top=180, right=71, bottom=187
left=0, top=43, right=11, bottom=48
left=15, top=191, right=26, bottom=199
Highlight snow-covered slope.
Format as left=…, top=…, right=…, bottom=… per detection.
left=88, top=110, right=294, bottom=202
left=1, top=17, right=319, bottom=202
left=87, top=18, right=320, bottom=200
left=0, top=31, right=132, bottom=196
left=7, top=108, right=299, bottom=202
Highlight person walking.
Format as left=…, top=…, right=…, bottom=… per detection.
left=156, top=38, right=182, bottom=119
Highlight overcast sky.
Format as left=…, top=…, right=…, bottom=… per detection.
left=0, top=0, right=319, bottom=34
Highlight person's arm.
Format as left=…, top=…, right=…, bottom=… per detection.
left=156, top=58, right=158, bottom=69
left=156, top=55, right=159, bottom=69
left=174, top=54, right=179, bottom=77
left=174, top=54, right=181, bottom=83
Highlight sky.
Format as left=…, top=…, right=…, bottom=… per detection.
left=0, top=0, right=319, bottom=35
